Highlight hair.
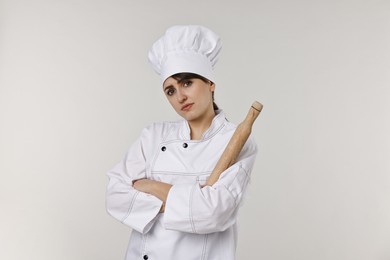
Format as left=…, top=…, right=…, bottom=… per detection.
left=170, top=72, right=219, bottom=111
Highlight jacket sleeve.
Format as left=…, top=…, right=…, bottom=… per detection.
left=106, top=129, right=163, bottom=234
left=163, top=136, right=258, bottom=234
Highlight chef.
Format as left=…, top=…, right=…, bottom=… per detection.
left=106, top=25, right=258, bottom=260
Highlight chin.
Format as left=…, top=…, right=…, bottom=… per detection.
left=181, top=114, right=193, bottom=121
left=180, top=113, right=196, bottom=121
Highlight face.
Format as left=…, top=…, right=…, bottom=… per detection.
left=163, top=76, right=215, bottom=123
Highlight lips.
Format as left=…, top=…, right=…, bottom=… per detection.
left=181, top=103, right=194, bottom=111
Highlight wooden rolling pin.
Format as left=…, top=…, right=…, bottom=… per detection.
left=205, top=101, right=263, bottom=186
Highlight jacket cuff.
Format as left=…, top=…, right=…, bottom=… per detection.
left=163, top=183, right=196, bottom=233
left=122, top=191, right=163, bottom=234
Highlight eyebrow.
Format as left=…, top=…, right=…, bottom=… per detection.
left=163, top=85, right=174, bottom=91
left=163, top=77, right=193, bottom=91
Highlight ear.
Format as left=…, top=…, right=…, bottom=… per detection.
left=209, top=82, right=215, bottom=92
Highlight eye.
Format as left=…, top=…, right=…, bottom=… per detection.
left=165, top=87, right=175, bottom=96
left=183, top=80, right=193, bottom=87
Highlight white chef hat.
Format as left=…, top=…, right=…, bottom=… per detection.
left=148, top=25, right=222, bottom=84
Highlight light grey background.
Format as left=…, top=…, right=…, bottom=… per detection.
left=1, top=0, right=389, bottom=259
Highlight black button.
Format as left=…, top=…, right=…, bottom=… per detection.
left=161, top=146, right=166, bottom=151
left=182, top=143, right=188, bottom=148
left=143, top=255, right=148, bottom=260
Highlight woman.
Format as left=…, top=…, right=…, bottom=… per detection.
left=106, top=25, right=258, bottom=260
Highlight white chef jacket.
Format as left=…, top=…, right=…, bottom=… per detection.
left=106, top=110, right=257, bottom=260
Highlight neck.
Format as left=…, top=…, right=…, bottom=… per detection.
left=188, top=109, right=216, bottom=140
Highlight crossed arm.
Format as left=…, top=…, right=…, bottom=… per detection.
left=133, top=179, right=172, bottom=212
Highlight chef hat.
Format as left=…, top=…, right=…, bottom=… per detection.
left=148, top=25, right=222, bottom=84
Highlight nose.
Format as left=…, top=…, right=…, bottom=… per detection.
left=176, top=89, right=187, bottom=103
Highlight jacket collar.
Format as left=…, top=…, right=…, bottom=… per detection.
left=180, top=110, right=227, bottom=140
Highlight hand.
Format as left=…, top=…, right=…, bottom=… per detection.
left=160, top=203, right=165, bottom=213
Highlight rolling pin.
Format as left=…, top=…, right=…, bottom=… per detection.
left=205, top=101, right=263, bottom=186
